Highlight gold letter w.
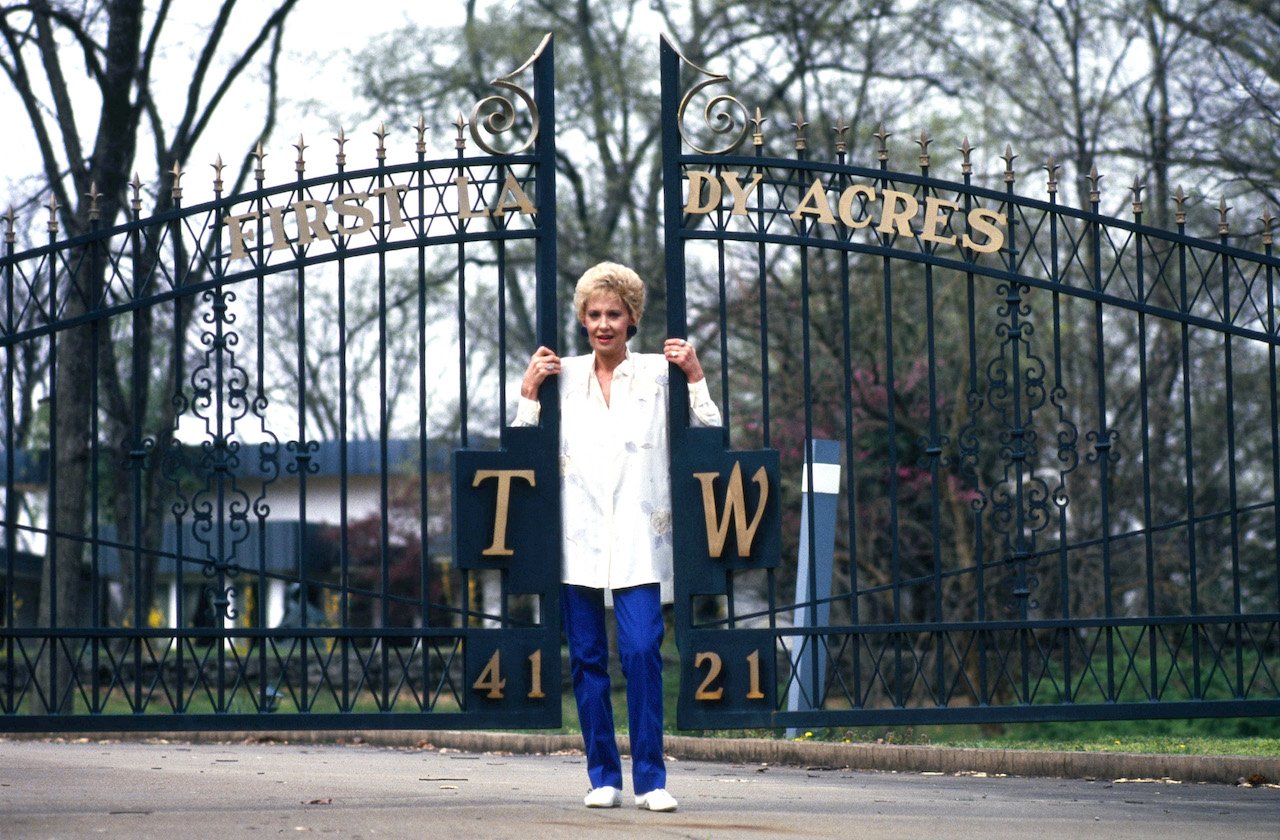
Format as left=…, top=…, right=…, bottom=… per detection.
left=693, top=462, right=769, bottom=558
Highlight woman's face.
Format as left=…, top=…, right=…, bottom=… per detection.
left=581, top=291, right=634, bottom=360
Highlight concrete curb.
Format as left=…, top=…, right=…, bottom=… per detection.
left=10, top=729, right=1275, bottom=786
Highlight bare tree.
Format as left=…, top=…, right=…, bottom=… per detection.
left=1, top=0, right=299, bottom=709
left=1155, top=0, right=1280, bottom=209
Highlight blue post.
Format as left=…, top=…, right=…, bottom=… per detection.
left=786, top=439, right=840, bottom=738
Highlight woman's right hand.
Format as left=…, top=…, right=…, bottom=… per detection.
left=520, top=346, right=561, bottom=399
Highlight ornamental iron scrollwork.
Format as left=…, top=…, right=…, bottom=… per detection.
left=980, top=281, right=1063, bottom=612
left=467, top=33, right=549, bottom=155
left=189, top=288, right=251, bottom=593
left=1049, top=381, right=1080, bottom=514
left=161, top=283, right=282, bottom=621
left=666, top=36, right=750, bottom=155
left=213, top=585, right=239, bottom=622
left=967, top=279, right=1080, bottom=614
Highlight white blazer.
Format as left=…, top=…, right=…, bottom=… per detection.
left=514, top=350, right=722, bottom=601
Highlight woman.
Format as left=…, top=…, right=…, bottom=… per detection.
left=515, top=262, right=721, bottom=812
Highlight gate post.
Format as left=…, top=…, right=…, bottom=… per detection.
left=662, top=36, right=781, bottom=729
left=784, top=439, right=840, bottom=737
left=452, top=33, right=562, bottom=728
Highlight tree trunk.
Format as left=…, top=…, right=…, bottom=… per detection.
left=35, top=270, right=94, bottom=713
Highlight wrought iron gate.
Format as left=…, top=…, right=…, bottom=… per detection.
left=4, top=32, right=1280, bottom=735
left=0, top=38, right=562, bottom=731
left=661, top=37, right=1280, bottom=728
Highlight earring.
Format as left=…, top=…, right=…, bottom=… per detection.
left=626, top=325, right=637, bottom=338
left=578, top=325, right=589, bottom=339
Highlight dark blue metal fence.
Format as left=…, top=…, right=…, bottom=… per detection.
left=5, top=32, right=1279, bottom=734
left=661, top=36, right=1280, bottom=728
left=0, top=37, right=562, bottom=732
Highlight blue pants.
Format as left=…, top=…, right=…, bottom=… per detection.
left=562, top=583, right=666, bottom=795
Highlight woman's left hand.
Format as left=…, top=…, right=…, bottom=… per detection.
left=664, top=337, right=705, bottom=383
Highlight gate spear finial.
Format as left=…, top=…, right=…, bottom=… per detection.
left=1001, top=144, right=1017, bottom=183
left=1174, top=186, right=1187, bottom=225
left=1218, top=197, right=1231, bottom=236
left=294, top=134, right=307, bottom=174
left=170, top=161, right=184, bottom=201
left=792, top=112, right=808, bottom=152
left=130, top=173, right=143, bottom=214
left=1261, top=206, right=1275, bottom=246
left=86, top=182, right=101, bottom=221
left=1130, top=177, right=1144, bottom=216
left=416, top=116, right=427, bottom=155
left=253, top=142, right=267, bottom=182
left=334, top=128, right=348, bottom=167
left=1044, top=156, right=1059, bottom=194
left=833, top=117, right=848, bottom=156
left=3, top=206, right=15, bottom=244
left=374, top=122, right=388, bottom=162
left=916, top=129, right=931, bottom=168
left=46, top=194, right=59, bottom=234
left=1087, top=165, right=1102, bottom=203
left=874, top=123, right=891, bottom=161
left=958, top=137, right=974, bottom=175
left=211, top=155, right=225, bottom=194
left=455, top=113, right=467, bottom=151
left=751, top=107, right=766, bottom=147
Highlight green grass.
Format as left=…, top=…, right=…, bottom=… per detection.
left=780, top=721, right=1280, bottom=757
left=561, top=637, right=1280, bottom=758
left=550, top=646, right=1277, bottom=758
left=16, top=635, right=1279, bottom=758
left=30, top=685, right=465, bottom=717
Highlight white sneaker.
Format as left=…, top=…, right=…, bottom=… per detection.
left=583, top=786, right=622, bottom=808
left=635, top=788, right=678, bottom=812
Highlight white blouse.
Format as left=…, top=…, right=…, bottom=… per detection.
left=513, top=350, right=722, bottom=601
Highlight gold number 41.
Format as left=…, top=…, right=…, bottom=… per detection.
left=693, top=649, right=766, bottom=702
left=472, top=649, right=546, bottom=700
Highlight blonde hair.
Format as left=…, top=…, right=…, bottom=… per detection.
left=573, top=262, right=646, bottom=324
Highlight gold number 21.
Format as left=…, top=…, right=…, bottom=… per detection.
left=694, top=649, right=766, bottom=701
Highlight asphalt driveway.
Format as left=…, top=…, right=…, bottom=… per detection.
left=2, top=738, right=1276, bottom=839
